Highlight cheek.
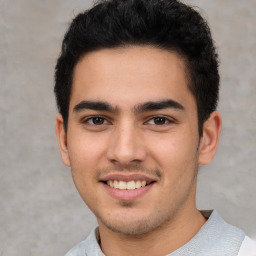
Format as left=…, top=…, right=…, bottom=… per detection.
left=148, top=134, right=199, bottom=203
left=147, top=131, right=199, bottom=189
left=148, top=132, right=198, bottom=166
left=66, top=135, right=106, bottom=195
left=67, top=132, right=106, bottom=168
left=67, top=136, right=100, bottom=200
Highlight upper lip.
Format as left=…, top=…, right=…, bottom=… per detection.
left=99, top=173, right=158, bottom=183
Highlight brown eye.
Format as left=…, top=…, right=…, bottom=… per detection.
left=153, top=117, right=167, bottom=125
left=84, top=116, right=107, bottom=126
left=146, top=116, right=172, bottom=126
left=92, top=117, right=105, bottom=125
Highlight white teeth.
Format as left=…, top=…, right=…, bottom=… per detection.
left=127, top=181, right=135, bottom=190
left=135, top=180, right=142, bottom=188
left=107, top=180, right=147, bottom=190
left=114, top=180, right=119, bottom=188
left=141, top=180, right=146, bottom=187
left=119, top=181, right=126, bottom=190
left=109, top=180, right=114, bottom=188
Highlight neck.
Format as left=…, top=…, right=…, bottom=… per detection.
left=98, top=207, right=206, bottom=256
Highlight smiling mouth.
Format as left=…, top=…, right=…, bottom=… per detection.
left=105, top=180, right=155, bottom=190
left=101, top=175, right=157, bottom=200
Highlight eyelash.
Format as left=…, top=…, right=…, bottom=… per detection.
left=82, top=116, right=110, bottom=126
left=82, top=115, right=174, bottom=126
left=145, top=116, right=174, bottom=126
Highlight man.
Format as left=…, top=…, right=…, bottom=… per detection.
left=54, top=0, right=256, bottom=255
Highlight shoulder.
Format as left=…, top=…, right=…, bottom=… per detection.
left=65, top=239, right=88, bottom=256
left=199, top=210, right=255, bottom=256
left=238, top=236, right=256, bottom=256
left=65, top=228, right=104, bottom=256
left=169, top=210, right=247, bottom=255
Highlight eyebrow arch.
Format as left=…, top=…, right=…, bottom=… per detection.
left=73, top=100, right=117, bottom=113
left=134, top=99, right=184, bottom=113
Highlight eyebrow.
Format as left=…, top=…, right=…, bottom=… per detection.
left=73, top=99, right=184, bottom=114
left=134, top=99, right=185, bottom=113
left=73, top=100, right=117, bottom=113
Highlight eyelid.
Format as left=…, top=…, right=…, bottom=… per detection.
left=145, top=115, right=175, bottom=125
left=80, top=115, right=176, bottom=126
left=82, top=115, right=112, bottom=125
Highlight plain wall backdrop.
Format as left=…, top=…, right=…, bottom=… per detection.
left=0, top=0, right=255, bottom=255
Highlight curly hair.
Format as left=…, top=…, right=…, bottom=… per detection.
left=54, top=0, right=219, bottom=136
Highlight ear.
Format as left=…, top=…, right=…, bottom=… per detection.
left=198, top=111, right=222, bottom=165
left=55, top=114, right=71, bottom=166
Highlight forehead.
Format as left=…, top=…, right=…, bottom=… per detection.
left=71, top=46, right=195, bottom=111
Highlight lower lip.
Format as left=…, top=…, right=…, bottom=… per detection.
left=102, top=182, right=155, bottom=201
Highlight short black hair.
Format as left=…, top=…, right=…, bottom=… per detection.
left=54, top=0, right=219, bottom=136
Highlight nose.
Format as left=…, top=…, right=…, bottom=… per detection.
left=106, top=122, right=147, bottom=166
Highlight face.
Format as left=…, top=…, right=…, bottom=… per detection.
left=56, top=46, right=218, bottom=235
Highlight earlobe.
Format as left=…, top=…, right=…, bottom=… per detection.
left=198, top=111, right=222, bottom=165
left=55, top=114, right=71, bottom=167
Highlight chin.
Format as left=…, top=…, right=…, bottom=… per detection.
left=98, top=212, right=170, bottom=236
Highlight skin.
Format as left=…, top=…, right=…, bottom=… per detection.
left=56, top=46, right=221, bottom=256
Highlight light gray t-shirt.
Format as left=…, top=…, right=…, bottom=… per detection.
left=65, top=210, right=256, bottom=256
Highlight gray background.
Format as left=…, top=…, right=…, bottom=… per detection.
left=0, top=0, right=255, bottom=255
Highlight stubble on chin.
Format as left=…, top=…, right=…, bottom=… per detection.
left=120, top=201, right=134, bottom=207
